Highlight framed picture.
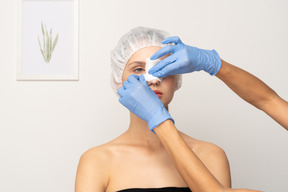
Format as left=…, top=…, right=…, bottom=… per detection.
left=17, top=0, right=79, bottom=80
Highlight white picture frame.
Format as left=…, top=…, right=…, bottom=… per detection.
left=17, top=0, right=79, bottom=80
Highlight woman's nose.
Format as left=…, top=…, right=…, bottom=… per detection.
left=146, top=79, right=160, bottom=86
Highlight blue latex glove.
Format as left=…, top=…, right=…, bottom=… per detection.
left=117, top=74, right=175, bottom=134
left=148, top=36, right=222, bottom=78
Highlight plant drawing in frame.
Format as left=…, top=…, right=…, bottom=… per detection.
left=38, top=21, right=59, bottom=63
left=17, top=0, right=78, bottom=80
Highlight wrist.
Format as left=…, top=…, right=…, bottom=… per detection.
left=148, top=106, right=175, bottom=134
left=153, top=119, right=178, bottom=136
left=215, top=59, right=229, bottom=78
left=209, top=49, right=222, bottom=76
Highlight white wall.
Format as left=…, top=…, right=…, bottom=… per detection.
left=0, top=0, right=287, bottom=191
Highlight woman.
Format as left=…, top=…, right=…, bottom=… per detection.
left=75, top=26, right=231, bottom=192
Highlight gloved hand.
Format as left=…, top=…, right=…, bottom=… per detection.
left=148, top=36, right=222, bottom=78
left=117, top=74, right=175, bottom=134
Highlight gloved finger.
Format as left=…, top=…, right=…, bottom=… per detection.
left=123, top=80, right=130, bottom=89
left=117, top=86, right=126, bottom=97
left=139, top=74, right=148, bottom=87
left=150, top=45, right=176, bottom=60
left=148, top=53, right=177, bottom=75
left=118, top=97, right=125, bottom=106
left=153, top=60, right=179, bottom=78
left=127, top=74, right=140, bottom=83
left=161, top=36, right=183, bottom=45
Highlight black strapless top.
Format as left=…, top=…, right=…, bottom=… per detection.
left=116, top=186, right=191, bottom=192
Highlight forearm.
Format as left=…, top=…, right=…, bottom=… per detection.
left=215, top=60, right=278, bottom=110
left=153, top=120, right=262, bottom=192
left=216, top=60, right=288, bottom=130
left=154, top=120, right=224, bottom=192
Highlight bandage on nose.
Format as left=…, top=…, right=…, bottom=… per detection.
left=144, top=58, right=162, bottom=83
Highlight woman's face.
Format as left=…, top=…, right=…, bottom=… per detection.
left=122, top=46, right=177, bottom=108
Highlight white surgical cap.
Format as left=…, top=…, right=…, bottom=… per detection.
left=110, top=26, right=182, bottom=97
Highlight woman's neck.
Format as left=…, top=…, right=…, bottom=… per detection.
left=125, top=112, right=164, bottom=149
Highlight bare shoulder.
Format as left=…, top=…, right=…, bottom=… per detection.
left=179, top=131, right=231, bottom=187
left=179, top=131, right=227, bottom=158
left=75, top=142, right=114, bottom=192
left=81, top=142, right=113, bottom=161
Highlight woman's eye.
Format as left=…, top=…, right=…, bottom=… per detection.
left=134, top=68, right=145, bottom=73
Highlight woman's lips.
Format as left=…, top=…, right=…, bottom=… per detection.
left=153, top=90, right=163, bottom=97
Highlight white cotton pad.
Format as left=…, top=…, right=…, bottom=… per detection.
left=144, top=58, right=162, bottom=82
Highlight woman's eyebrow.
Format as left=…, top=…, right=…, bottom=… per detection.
left=128, top=61, right=145, bottom=66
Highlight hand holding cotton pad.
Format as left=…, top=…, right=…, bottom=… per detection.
left=144, top=58, right=162, bottom=82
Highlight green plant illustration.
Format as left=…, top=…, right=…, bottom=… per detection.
left=37, top=21, right=59, bottom=63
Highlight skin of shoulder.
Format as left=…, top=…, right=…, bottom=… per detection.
left=75, top=144, right=112, bottom=192
left=179, top=131, right=232, bottom=188
left=75, top=133, right=231, bottom=191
